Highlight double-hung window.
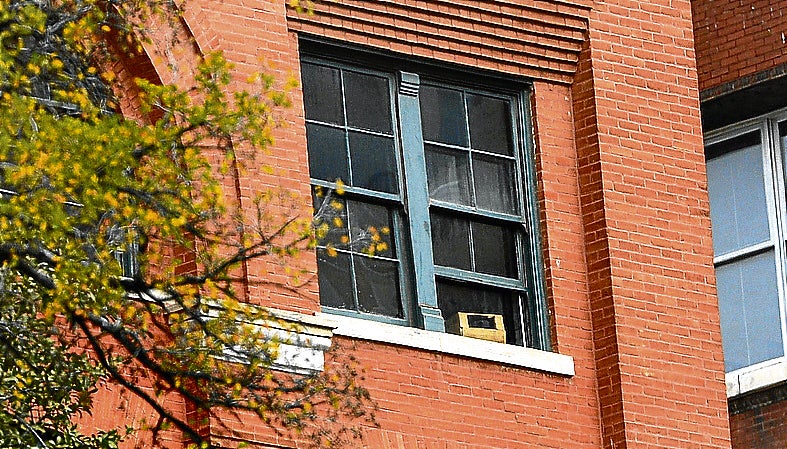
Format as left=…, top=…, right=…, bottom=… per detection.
left=301, top=49, right=547, bottom=349
left=705, top=110, right=787, bottom=373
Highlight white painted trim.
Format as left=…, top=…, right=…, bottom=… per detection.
left=727, top=359, right=787, bottom=397
left=205, top=307, right=336, bottom=375
left=270, top=341, right=329, bottom=374
left=317, top=313, right=575, bottom=376
left=263, top=321, right=333, bottom=374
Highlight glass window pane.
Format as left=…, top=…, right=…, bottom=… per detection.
left=348, top=132, right=399, bottom=194
left=467, top=93, right=514, bottom=156
left=780, top=121, right=787, bottom=184
left=706, top=132, right=769, bottom=255
left=312, top=190, right=348, bottom=248
left=354, top=255, right=402, bottom=317
left=472, top=221, right=518, bottom=278
left=301, top=63, right=344, bottom=125
left=430, top=212, right=471, bottom=270
left=317, top=249, right=354, bottom=310
left=473, top=154, right=518, bottom=214
left=425, top=145, right=471, bottom=206
left=436, top=280, right=522, bottom=345
left=717, top=250, right=784, bottom=372
left=306, top=124, right=349, bottom=183
left=419, top=85, right=469, bottom=147
left=347, top=200, right=395, bottom=258
left=344, top=71, right=393, bottom=133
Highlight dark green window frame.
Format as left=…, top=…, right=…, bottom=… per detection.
left=301, top=49, right=549, bottom=350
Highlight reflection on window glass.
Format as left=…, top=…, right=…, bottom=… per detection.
left=430, top=212, right=471, bottom=270
left=316, top=249, right=353, bottom=310
left=355, top=256, right=401, bottom=317
left=473, top=154, right=517, bottom=214
left=430, top=211, right=520, bottom=280
left=421, top=84, right=520, bottom=216
left=348, top=132, right=398, bottom=194
left=312, top=186, right=402, bottom=319
left=472, top=222, right=517, bottom=278
left=706, top=132, right=769, bottom=256
left=312, top=188, right=348, bottom=247
left=344, top=71, right=392, bottom=133
left=425, top=145, right=471, bottom=205
left=717, top=250, right=783, bottom=372
left=347, top=200, right=395, bottom=257
left=467, top=93, right=513, bottom=156
left=303, top=64, right=397, bottom=195
left=302, top=63, right=343, bottom=125
left=420, top=85, right=468, bottom=147
left=431, top=212, right=472, bottom=270
left=306, top=124, right=349, bottom=183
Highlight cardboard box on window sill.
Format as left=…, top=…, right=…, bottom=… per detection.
left=445, top=312, right=506, bottom=344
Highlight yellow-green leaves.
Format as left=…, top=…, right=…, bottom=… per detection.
left=0, top=1, right=374, bottom=448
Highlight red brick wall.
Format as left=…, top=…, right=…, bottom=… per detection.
left=186, top=0, right=730, bottom=447
left=284, top=2, right=602, bottom=447
left=85, top=385, right=186, bottom=449
left=730, top=387, right=787, bottom=449
left=341, top=336, right=600, bottom=449
left=695, top=0, right=787, bottom=438
left=572, top=0, right=730, bottom=448
left=202, top=1, right=603, bottom=447
left=692, top=0, right=787, bottom=93
left=83, top=0, right=734, bottom=447
left=178, top=0, right=320, bottom=314
left=692, top=0, right=787, bottom=447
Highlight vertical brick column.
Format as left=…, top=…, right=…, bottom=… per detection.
left=572, top=1, right=731, bottom=448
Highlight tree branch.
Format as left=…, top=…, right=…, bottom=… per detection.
left=72, top=313, right=209, bottom=447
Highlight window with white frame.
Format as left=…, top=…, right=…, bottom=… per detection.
left=300, top=46, right=548, bottom=349
left=705, top=111, right=787, bottom=373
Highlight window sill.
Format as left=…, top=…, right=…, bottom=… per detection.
left=727, top=359, right=787, bottom=397
left=316, top=313, right=575, bottom=376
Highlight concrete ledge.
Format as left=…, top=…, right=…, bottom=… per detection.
left=727, top=359, right=787, bottom=398
left=729, top=379, right=787, bottom=415
left=318, top=313, right=575, bottom=376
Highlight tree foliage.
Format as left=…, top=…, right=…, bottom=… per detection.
left=0, top=0, right=372, bottom=447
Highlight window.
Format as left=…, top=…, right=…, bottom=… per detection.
left=301, top=49, right=547, bottom=349
left=110, top=225, right=140, bottom=279
left=705, top=111, right=787, bottom=373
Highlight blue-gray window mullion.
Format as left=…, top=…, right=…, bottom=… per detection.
left=463, top=91, right=479, bottom=273
left=518, top=90, right=550, bottom=351
left=339, top=70, right=353, bottom=186
left=398, top=71, right=445, bottom=332
left=345, top=201, right=360, bottom=312
left=391, top=209, right=412, bottom=324
left=464, top=92, right=478, bottom=209
left=433, top=266, right=523, bottom=290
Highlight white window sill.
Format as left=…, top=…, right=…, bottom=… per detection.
left=727, top=359, right=787, bottom=397
left=205, top=307, right=335, bottom=375
left=315, top=313, right=575, bottom=376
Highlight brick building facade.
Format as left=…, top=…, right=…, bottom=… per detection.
left=693, top=0, right=787, bottom=448
left=84, top=0, right=763, bottom=447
